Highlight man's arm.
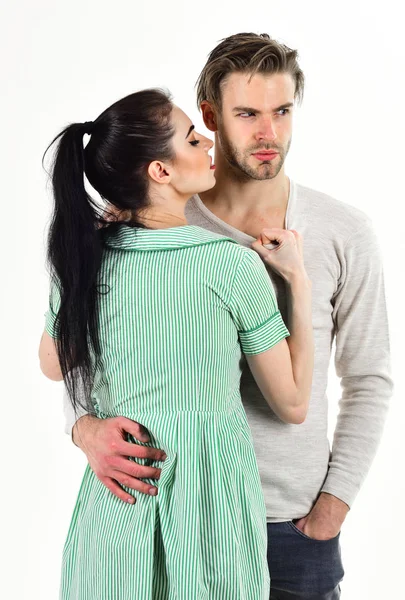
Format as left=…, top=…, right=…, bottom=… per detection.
left=323, top=217, right=393, bottom=505
left=63, top=388, right=90, bottom=436
left=295, top=217, right=392, bottom=540
left=63, top=387, right=89, bottom=436
left=63, top=389, right=166, bottom=504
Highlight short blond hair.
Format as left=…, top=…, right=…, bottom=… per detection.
left=196, top=32, right=305, bottom=110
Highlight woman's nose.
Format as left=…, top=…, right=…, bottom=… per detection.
left=203, top=136, right=214, bottom=151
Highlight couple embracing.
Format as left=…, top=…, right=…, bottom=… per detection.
left=40, top=32, right=392, bottom=599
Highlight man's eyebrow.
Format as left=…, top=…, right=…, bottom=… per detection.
left=232, top=106, right=261, bottom=114
left=185, top=125, right=195, bottom=138
left=232, top=102, right=294, bottom=113
left=275, top=102, right=294, bottom=111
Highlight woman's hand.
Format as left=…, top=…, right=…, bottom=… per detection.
left=251, top=228, right=308, bottom=283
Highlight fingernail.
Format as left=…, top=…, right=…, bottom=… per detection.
left=127, top=497, right=135, bottom=504
left=161, top=453, right=167, bottom=460
left=149, top=487, right=158, bottom=496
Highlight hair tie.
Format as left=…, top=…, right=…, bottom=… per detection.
left=83, top=121, right=94, bottom=135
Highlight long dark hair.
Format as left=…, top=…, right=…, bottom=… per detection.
left=44, top=89, right=175, bottom=414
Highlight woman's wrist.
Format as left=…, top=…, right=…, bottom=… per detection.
left=285, top=269, right=312, bottom=289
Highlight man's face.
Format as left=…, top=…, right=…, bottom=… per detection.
left=215, top=72, right=295, bottom=181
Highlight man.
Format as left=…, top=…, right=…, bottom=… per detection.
left=64, top=33, right=392, bottom=599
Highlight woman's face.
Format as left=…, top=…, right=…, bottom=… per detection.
left=168, top=105, right=216, bottom=196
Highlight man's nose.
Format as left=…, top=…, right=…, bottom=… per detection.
left=255, top=119, right=277, bottom=142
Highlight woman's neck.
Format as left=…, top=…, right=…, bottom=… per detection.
left=137, top=189, right=189, bottom=229
left=138, top=208, right=188, bottom=230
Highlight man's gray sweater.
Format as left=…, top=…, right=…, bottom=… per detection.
left=63, top=180, right=393, bottom=521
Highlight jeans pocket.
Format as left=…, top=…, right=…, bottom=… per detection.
left=279, top=521, right=344, bottom=595
left=288, top=520, right=341, bottom=543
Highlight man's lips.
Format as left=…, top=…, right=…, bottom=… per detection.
left=252, top=151, right=279, bottom=161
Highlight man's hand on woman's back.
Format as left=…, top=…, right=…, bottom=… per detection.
left=72, top=415, right=166, bottom=504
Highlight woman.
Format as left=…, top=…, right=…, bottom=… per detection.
left=39, top=89, right=313, bottom=599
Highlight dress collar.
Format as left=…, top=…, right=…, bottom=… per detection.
left=103, top=224, right=237, bottom=251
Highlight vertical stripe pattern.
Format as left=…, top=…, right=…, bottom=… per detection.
left=47, top=225, right=289, bottom=599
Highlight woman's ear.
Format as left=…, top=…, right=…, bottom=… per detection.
left=200, top=101, right=218, bottom=132
left=147, top=160, right=172, bottom=185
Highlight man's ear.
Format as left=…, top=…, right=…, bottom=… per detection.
left=200, top=101, right=218, bottom=132
left=147, top=160, right=172, bottom=184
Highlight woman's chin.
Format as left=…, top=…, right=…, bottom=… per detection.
left=194, top=175, right=216, bottom=195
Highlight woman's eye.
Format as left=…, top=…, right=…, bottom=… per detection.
left=189, top=140, right=200, bottom=146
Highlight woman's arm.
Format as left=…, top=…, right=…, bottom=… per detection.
left=248, top=228, right=314, bottom=424
left=247, top=270, right=313, bottom=424
left=39, top=330, right=63, bottom=381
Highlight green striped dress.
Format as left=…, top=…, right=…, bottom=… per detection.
left=46, top=224, right=289, bottom=600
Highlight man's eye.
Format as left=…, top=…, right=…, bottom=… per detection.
left=189, top=140, right=200, bottom=146
left=239, top=112, right=255, bottom=118
left=277, top=109, right=290, bottom=115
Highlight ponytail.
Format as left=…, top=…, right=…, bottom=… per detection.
left=43, top=89, right=175, bottom=412
left=44, top=123, right=102, bottom=413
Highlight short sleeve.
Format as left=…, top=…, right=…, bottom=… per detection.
left=44, top=280, right=61, bottom=339
left=228, top=249, right=290, bottom=355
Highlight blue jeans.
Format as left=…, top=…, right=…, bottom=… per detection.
left=267, top=521, right=344, bottom=599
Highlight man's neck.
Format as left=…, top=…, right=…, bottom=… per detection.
left=199, top=168, right=290, bottom=236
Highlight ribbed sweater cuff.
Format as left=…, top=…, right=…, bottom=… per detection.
left=321, top=472, right=361, bottom=508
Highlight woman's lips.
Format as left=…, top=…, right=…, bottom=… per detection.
left=252, top=152, right=279, bottom=161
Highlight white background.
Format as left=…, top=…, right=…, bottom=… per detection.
left=1, top=1, right=404, bottom=598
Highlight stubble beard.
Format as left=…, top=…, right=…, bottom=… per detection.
left=217, top=128, right=291, bottom=183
